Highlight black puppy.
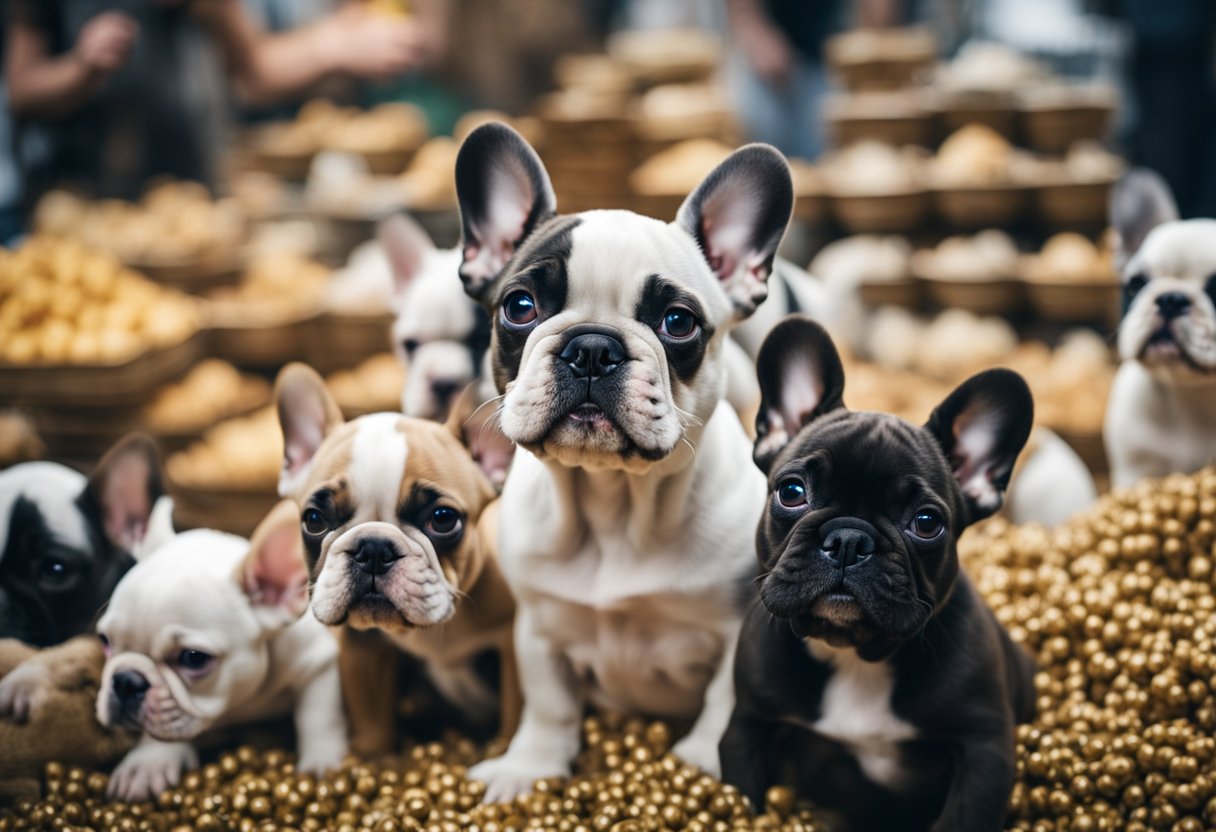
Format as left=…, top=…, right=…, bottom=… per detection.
left=0, top=434, right=162, bottom=646
left=720, top=316, right=1036, bottom=832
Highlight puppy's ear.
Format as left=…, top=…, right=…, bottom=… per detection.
left=676, top=144, right=793, bottom=321
left=455, top=122, right=556, bottom=304
left=925, top=369, right=1034, bottom=525
left=132, top=496, right=176, bottom=562
left=81, top=433, right=164, bottom=553
left=445, top=383, right=515, bottom=492
left=753, top=316, right=846, bottom=474
left=274, top=363, right=344, bottom=498
left=1111, top=169, right=1178, bottom=268
left=379, top=212, right=436, bottom=312
left=238, top=500, right=310, bottom=629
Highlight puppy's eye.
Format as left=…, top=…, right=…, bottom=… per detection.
left=776, top=479, right=809, bottom=508
left=302, top=509, right=328, bottom=537
left=98, top=633, right=112, bottom=657
left=502, top=291, right=537, bottom=326
left=909, top=509, right=945, bottom=541
left=34, top=556, right=76, bottom=591
left=424, top=507, right=463, bottom=540
left=402, top=338, right=420, bottom=355
left=657, top=306, right=699, bottom=341
left=1125, top=274, right=1149, bottom=304
left=176, top=650, right=214, bottom=674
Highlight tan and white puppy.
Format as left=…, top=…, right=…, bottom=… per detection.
left=274, top=364, right=517, bottom=756
left=452, top=123, right=792, bottom=801
left=94, top=499, right=346, bottom=801
left=1105, top=170, right=1216, bottom=488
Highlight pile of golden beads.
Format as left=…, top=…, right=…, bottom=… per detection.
left=8, top=467, right=1216, bottom=830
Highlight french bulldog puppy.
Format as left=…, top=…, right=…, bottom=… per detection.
left=0, top=433, right=162, bottom=647
left=274, top=363, right=517, bottom=757
left=381, top=213, right=493, bottom=420
left=92, top=498, right=346, bottom=801
left=1105, top=169, right=1216, bottom=489
left=452, top=123, right=791, bottom=801
left=720, top=316, right=1037, bottom=832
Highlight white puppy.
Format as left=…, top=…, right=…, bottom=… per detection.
left=1105, top=170, right=1216, bottom=488
left=451, top=124, right=794, bottom=801
left=92, top=499, right=346, bottom=801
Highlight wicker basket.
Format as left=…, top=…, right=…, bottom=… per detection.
left=170, top=481, right=279, bottom=537
left=938, top=92, right=1019, bottom=141
left=0, top=331, right=202, bottom=408
left=311, top=311, right=395, bottom=375
left=858, top=280, right=922, bottom=309
left=1021, top=105, right=1115, bottom=154
left=934, top=184, right=1029, bottom=228
left=920, top=276, right=1025, bottom=316
left=831, top=190, right=931, bottom=233
left=126, top=249, right=245, bottom=296
left=206, top=307, right=322, bottom=369
left=1022, top=278, right=1119, bottom=325
left=1032, top=180, right=1113, bottom=228
left=827, top=112, right=937, bottom=148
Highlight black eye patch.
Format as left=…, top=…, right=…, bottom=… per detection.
left=1123, top=273, right=1149, bottom=316
left=1205, top=274, right=1216, bottom=312
left=634, top=274, right=714, bottom=384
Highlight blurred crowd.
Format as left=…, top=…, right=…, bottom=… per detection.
left=1, top=0, right=1215, bottom=244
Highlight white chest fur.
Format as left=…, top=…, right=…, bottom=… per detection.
left=805, top=641, right=918, bottom=791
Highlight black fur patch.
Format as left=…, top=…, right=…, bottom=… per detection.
left=634, top=274, right=715, bottom=385
left=0, top=496, right=131, bottom=646
left=490, top=216, right=581, bottom=391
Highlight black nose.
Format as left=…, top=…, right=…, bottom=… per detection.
left=819, top=517, right=877, bottom=570
left=112, top=670, right=150, bottom=704
left=431, top=379, right=461, bottom=404
left=352, top=538, right=401, bottom=577
left=1156, top=292, right=1192, bottom=319
left=560, top=333, right=626, bottom=380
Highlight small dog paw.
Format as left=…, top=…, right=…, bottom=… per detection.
left=107, top=742, right=198, bottom=802
left=468, top=754, right=569, bottom=804
left=672, top=735, right=722, bottom=779
left=0, top=662, right=50, bottom=724
left=297, top=740, right=348, bottom=775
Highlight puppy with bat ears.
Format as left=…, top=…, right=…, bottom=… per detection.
left=274, top=363, right=518, bottom=757
left=721, top=316, right=1036, bottom=832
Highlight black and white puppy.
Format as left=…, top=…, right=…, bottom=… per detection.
left=454, top=123, right=792, bottom=801
left=721, top=317, right=1036, bottom=832
left=1105, top=170, right=1216, bottom=489
left=0, top=435, right=163, bottom=647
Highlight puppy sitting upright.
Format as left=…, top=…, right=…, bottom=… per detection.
left=453, top=123, right=792, bottom=800
left=721, top=317, right=1036, bottom=832
left=274, top=363, right=516, bottom=756
left=94, top=499, right=346, bottom=801
left=1105, top=169, right=1216, bottom=488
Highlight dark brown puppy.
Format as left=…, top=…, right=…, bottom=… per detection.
left=720, top=316, right=1036, bottom=832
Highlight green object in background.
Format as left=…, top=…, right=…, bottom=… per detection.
left=363, top=75, right=470, bottom=138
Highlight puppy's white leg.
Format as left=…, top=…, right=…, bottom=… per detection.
left=107, top=734, right=198, bottom=802
left=0, top=661, right=50, bottom=724
left=293, top=663, right=348, bottom=774
left=671, top=623, right=739, bottom=778
left=468, top=607, right=582, bottom=803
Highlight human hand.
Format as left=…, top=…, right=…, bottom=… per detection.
left=331, top=6, right=428, bottom=81
left=737, top=13, right=794, bottom=88
left=74, top=12, right=139, bottom=77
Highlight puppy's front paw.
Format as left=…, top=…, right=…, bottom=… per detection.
left=297, top=738, right=348, bottom=776
left=468, top=754, right=570, bottom=804
left=672, top=734, right=722, bottom=778
left=107, top=741, right=198, bottom=802
left=0, top=661, right=51, bottom=724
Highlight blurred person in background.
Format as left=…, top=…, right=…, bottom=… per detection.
left=725, top=0, right=905, bottom=160
left=1118, top=0, right=1216, bottom=218
left=3, top=0, right=446, bottom=209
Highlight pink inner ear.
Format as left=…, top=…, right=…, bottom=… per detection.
left=951, top=409, right=1002, bottom=510
left=246, top=523, right=308, bottom=614
left=101, top=452, right=153, bottom=551
left=462, top=161, right=531, bottom=287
